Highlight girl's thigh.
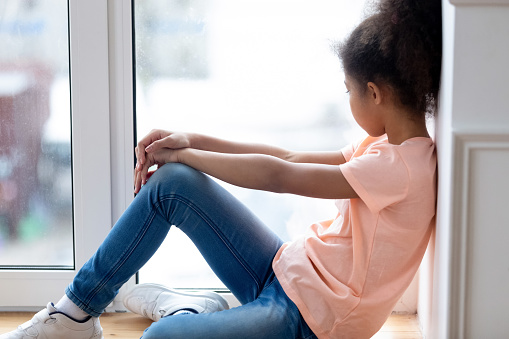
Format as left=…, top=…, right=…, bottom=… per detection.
left=147, top=163, right=284, bottom=304
left=140, top=277, right=317, bottom=339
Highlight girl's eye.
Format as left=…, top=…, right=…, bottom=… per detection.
left=345, top=90, right=350, bottom=94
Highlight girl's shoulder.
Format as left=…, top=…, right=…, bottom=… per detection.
left=344, top=134, right=435, bottom=167
left=342, top=135, right=387, bottom=160
left=361, top=135, right=434, bottom=154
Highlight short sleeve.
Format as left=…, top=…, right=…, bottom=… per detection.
left=340, top=138, right=365, bottom=162
left=339, top=144, right=409, bottom=214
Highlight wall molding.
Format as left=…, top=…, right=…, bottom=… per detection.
left=450, top=0, right=509, bottom=6
left=449, top=131, right=509, bottom=338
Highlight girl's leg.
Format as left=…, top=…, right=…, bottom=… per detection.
left=141, top=278, right=317, bottom=339
left=66, top=163, right=283, bottom=316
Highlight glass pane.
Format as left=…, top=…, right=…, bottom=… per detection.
left=134, top=0, right=366, bottom=288
left=0, top=0, right=72, bottom=267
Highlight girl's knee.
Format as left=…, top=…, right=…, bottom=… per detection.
left=140, top=317, right=188, bottom=339
left=140, top=322, right=165, bottom=339
left=149, top=163, right=197, bottom=182
left=143, top=163, right=203, bottom=193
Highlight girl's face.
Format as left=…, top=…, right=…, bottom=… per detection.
left=344, top=76, right=385, bottom=137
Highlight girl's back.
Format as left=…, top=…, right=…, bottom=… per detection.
left=273, top=135, right=437, bottom=338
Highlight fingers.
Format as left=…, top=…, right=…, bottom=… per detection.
left=144, top=139, right=161, bottom=153
left=135, top=146, right=143, bottom=172
left=145, top=135, right=180, bottom=154
left=135, top=144, right=147, bottom=171
left=134, top=168, right=142, bottom=194
left=135, top=129, right=167, bottom=170
left=134, top=170, right=157, bottom=194
left=134, top=129, right=184, bottom=194
left=134, top=147, right=169, bottom=194
left=134, top=151, right=154, bottom=194
left=134, top=130, right=188, bottom=172
left=134, top=163, right=150, bottom=194
left=134, top=162, right=148, bottom=194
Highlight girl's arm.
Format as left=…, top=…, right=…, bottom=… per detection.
left=135, top=147, right=357, bottom=199
left=135, top=130, right=346, bottom=169
left=190, top=132, right=346, bottom=165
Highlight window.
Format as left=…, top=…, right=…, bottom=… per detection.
left=0, top=0, right=113, bottom=309
left=134, top=0, right=367, bottom=289
left=0, top=0, right=72, bottom=268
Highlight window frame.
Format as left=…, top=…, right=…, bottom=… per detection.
left=104, top=0, right=137, bottom=311
left=0, top=0, right=113, bottom=310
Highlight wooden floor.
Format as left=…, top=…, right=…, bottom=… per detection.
left=0, top=312, right=422, bottom=338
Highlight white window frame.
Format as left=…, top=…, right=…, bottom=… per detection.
left=104, top=0, right=137, bottom=311
left=0, top=0, right=114, bottom=310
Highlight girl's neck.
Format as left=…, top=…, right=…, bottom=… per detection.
left=384, top=108, right=430, bottom=145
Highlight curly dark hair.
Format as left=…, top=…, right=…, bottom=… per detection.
left=337, top=0, right=442, bottom=117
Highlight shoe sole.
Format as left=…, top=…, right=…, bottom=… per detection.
left=125, top=283, right=230, bottom=312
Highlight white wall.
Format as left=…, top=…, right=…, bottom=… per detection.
left=421, top=0, right=509, bottom=338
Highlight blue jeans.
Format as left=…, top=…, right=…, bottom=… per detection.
left=66, top=163, right=316, bottom=339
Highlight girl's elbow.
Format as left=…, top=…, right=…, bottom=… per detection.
left=265, top=171, right=289, bottom=194
left=263, top=178, right=285, bottom=194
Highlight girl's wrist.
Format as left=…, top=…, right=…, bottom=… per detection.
left=185, top=132, right=199, bottom=149
left=173, top=147, right=192, bottom=164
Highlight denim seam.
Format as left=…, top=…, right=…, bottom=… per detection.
left=65, top=286, right=101, bottom=317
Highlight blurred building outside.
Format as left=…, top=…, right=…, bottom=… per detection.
left=0, top=0, right=73, bottom=267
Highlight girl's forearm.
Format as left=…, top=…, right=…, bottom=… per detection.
left=174, top=148, right=356, bottom=199
left=189, top=133, right=290, bottom=159
left=177, top=148, right=286, bottom=193
left=175, top=148, right=358, bottom=199
left=189, top=133, right=345, bottom=165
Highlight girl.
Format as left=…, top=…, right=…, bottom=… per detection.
left=1, top=0, right=442, bottom=338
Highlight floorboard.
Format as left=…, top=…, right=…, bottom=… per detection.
left=0, top=312, right=422, bottom=338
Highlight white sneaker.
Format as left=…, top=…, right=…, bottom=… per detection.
left=123, top=283, right=229, bottom=321
left=0, top=303, right=103, bottom=339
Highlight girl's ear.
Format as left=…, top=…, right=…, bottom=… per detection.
left=367, top=82, right=383, bottom=105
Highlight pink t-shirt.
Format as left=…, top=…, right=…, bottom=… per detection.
left=272, top=135, right=436, bottom=339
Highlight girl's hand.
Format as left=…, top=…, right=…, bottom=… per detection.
left=134, top=148, right=182, bottom=194
left=135, top=130, right=191, bottom=171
